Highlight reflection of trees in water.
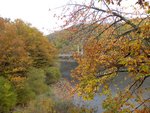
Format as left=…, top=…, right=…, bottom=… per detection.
left=60, top=61, right=78, bottom=81
left=60, top=61, right=150, bottom=113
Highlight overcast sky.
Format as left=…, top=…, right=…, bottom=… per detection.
left=0, top=0, right=71, bottom=35
left=0, top=0, right=147, bottom=35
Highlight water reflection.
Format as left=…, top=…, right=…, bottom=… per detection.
left=60, top=61, right=150, bottom=113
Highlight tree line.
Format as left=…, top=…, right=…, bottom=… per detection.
left=0, top=17, right=59, bottom=113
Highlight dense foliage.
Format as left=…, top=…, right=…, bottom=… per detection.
left=0, top=17, right=59, bottom=112
left=57, top=0, right=150, bottom=112
left=14, top=96, right=93, bottom=113
left=45, top=67, right=61, bottom=85
left=0, top=18, right=57, bottom=77
left=48, top=29, right=80, bottom=53
left=0, top=77, right=17, bottom=113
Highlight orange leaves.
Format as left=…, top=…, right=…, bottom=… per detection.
left=61, top=0, right=150, bottom=111
left=139, top=24, right=150, bottom=39
left=0, top=18, right=58, bottom=77
left=0, top=32, right=31, bottom=75
left=135, top=108, right=150, bottom=113
left=72, top=23, right=150, bottom=102
left=72, top=37, right=129, bottom=99
left=10, top=76, right=26, bottom=87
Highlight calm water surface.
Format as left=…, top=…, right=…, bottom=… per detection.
left=60, top=61, right=150, bottom=113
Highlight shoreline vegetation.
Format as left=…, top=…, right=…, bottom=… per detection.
left=13, top=78, right=94, bottom=113
left=0, top=17, right=93, bottom=113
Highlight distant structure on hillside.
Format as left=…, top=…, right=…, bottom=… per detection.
left=58, top=45, right=83, bottom=62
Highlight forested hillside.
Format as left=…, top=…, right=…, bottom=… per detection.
left=47, top=23, right=114, bottom=54
left=47, top=27, right=80, bottom=54
left=0, top=17, right=93, bottom=113
left=0, top=17, right=57, bottom=112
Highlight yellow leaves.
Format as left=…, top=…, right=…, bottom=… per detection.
left=129, top=39, right=141, bottom=50
left=71, top=18, right=150, bottom=112
left=0, top=18, right=58, bottom=78
left=137, top=55, right=146, bottom=63
left=12, top=67, right=24, bottom=73
left=126, top=57, right=137, bottom=65
left=135, top=108, right=150, bottom=113
left=0, top=36, right=31, bottom=76
left=10, top=76, right=25, bottom=82
left=102, top=84, right=110, bottom=95
left=139, top=24, right=150, bottom=39
left=139, top=65, right=150, bottom=77
left=75, top=77, right=102, bottom=100
left=10, top=76, right=26, bottom=88
left=25, top=36, right=57, bottom=68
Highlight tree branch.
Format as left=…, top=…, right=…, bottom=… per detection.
left=96, top=18, right=122, bottom=39
left=96, top=68, right=128, bottom=78
left=131, top=97, right=150, bottom=113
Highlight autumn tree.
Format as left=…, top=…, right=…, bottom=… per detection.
left=58, top=0, right=150, bottom=112
left=14, top=19, right=57, bottom=68
left=0, top=18, right=57, bottom=77
left=0, top=18, right=31, bottom=77
left=0, top=17, right=58, bottom=111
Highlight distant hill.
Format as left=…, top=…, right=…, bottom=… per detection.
left=47, top=23, right=113, bottom=53
left=47, top=20, right=136, bottom=54
left=47, top=26, right=84, bottom=54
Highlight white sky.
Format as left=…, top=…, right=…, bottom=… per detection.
left=0, top=0, right=70, bottom=35
left=0, top=0, right=149, bottom=35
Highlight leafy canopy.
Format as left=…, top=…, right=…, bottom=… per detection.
left=58, top=0, right=150, bottom=112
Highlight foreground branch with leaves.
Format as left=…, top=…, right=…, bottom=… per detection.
left=57, top=0, right=150, bottom=112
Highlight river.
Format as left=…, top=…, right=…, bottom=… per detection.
left=60, top=61, right=150, bottom=113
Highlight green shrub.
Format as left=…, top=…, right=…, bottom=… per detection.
left=16, top=82, right=36, bottom=105
left=15, top=67, right=49, bottom=105
left=0, top=77, right=17, bottom=113
left=53, top=100, right=93, bottom=113
left=14, top=96, right=93, bottom=113
left=44, top=67, right=61, bottom=85
left=26, top=68, right=49, bottom=95
left=13, top=97, right=56, bottom=113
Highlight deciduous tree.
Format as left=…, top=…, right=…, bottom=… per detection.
left=59, top=0, right=150, bottom=112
